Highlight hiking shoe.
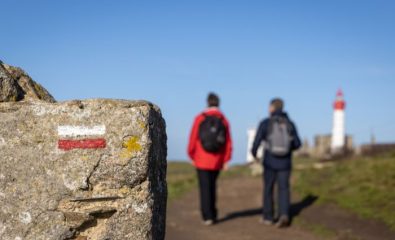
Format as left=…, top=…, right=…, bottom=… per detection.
left=276, top=216, right=289, bottom=228
left=259, top=218, right=274, bottom=226
left=203, top=220, right=215, bottom=226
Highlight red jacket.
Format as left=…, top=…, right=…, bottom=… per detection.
left=188, top=108, right=233, bottom=170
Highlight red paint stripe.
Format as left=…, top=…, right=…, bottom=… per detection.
left=58, top=139, right=106, bottom=150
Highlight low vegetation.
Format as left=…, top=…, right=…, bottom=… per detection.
left=167, top=161, right=252, bottom=201
left=294, top=152, right=395, bottom=230
left=167, top=153, right=395, bottom=233
left=167, top=162, right=197, bottom=201
left=293, top=218, right=336, bottom=239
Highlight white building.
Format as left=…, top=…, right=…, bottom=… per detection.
left=246, top=128, right=265, bottom=163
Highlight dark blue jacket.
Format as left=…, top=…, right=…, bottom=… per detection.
left=251, top=111, right=301, bottom=170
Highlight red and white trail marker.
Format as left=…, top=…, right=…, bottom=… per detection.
left=57, top=125, right=106, bottom=150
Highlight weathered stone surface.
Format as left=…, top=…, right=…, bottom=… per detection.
left=0, top=61, right=55, bottom=102
left=0, top=99, right=167, bottom=240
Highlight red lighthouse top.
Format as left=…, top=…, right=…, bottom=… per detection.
left=334, top=89, right=346, bottom=110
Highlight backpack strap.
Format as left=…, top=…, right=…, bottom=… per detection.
left=201, top=112, right=224, bottom=121
left=267, top=116, right=280, bottom=134
left=268, top=116, right=293, bottom=135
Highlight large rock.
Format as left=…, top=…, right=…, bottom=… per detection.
left=0, top=61, right=55, bottom=102
left=0, top=99, right=167, bottom=240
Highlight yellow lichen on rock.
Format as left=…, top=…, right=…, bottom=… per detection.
left=120, top=136, right=142, bottom=162
left=123, top=136, right=142, bottom=152
left=118, top=186, right=132, bottom=197
left=138, top=120, right=147, bottom=130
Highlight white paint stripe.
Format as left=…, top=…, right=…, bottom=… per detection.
left=58, top=125, right=106, bottom=137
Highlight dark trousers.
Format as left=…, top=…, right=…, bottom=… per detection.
left=197, top=169, right=220, bottom=221
left=263, top=168, right=291, bottom=221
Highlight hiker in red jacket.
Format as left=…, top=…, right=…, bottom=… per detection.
left=188, top=93, right=233, bottom=226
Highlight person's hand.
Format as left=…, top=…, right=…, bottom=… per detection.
left=188, top=160, right=195, bottom=167
left=250, top=157, right=260, bottom=164
left=247, top=158, right=258, bottom=166
left=223, top=163, right=230, bottom=171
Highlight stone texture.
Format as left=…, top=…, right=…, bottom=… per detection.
left=0, top=99, right=167, bottom=240
left=0, top=61, right=55, bottom=103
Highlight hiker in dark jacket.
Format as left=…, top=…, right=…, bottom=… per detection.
left=251, top=98, right=301, bottom=228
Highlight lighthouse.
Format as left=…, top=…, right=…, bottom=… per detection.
left=331, top=89, right=346, bottom=153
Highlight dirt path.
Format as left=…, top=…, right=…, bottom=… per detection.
left=166, top=177, right=317, bottom=240
left=166, top=177, right=395, bottom=240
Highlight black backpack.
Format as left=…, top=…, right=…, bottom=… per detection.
left=198, top=114, right=227, bottom=153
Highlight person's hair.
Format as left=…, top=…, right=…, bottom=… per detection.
left=270, top=98, right=284, bottom=111
left=207, top=93, right=220, bottom=107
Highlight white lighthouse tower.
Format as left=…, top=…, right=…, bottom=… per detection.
left=331, top=89, right=346, bottom=153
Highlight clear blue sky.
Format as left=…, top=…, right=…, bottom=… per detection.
left=1, top=0, right=395, bottom=163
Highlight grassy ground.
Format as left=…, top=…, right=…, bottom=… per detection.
left=167, top=154, right=395, bottom=236
left=167, top=162, right=197, bottom=201
left=292, top=218, right=337, bottom=239
left=167, top=153, right=395, bottom=232
left=167, top=162, right=252, bottom=201
left=293, top=152, right=395, bottom=230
